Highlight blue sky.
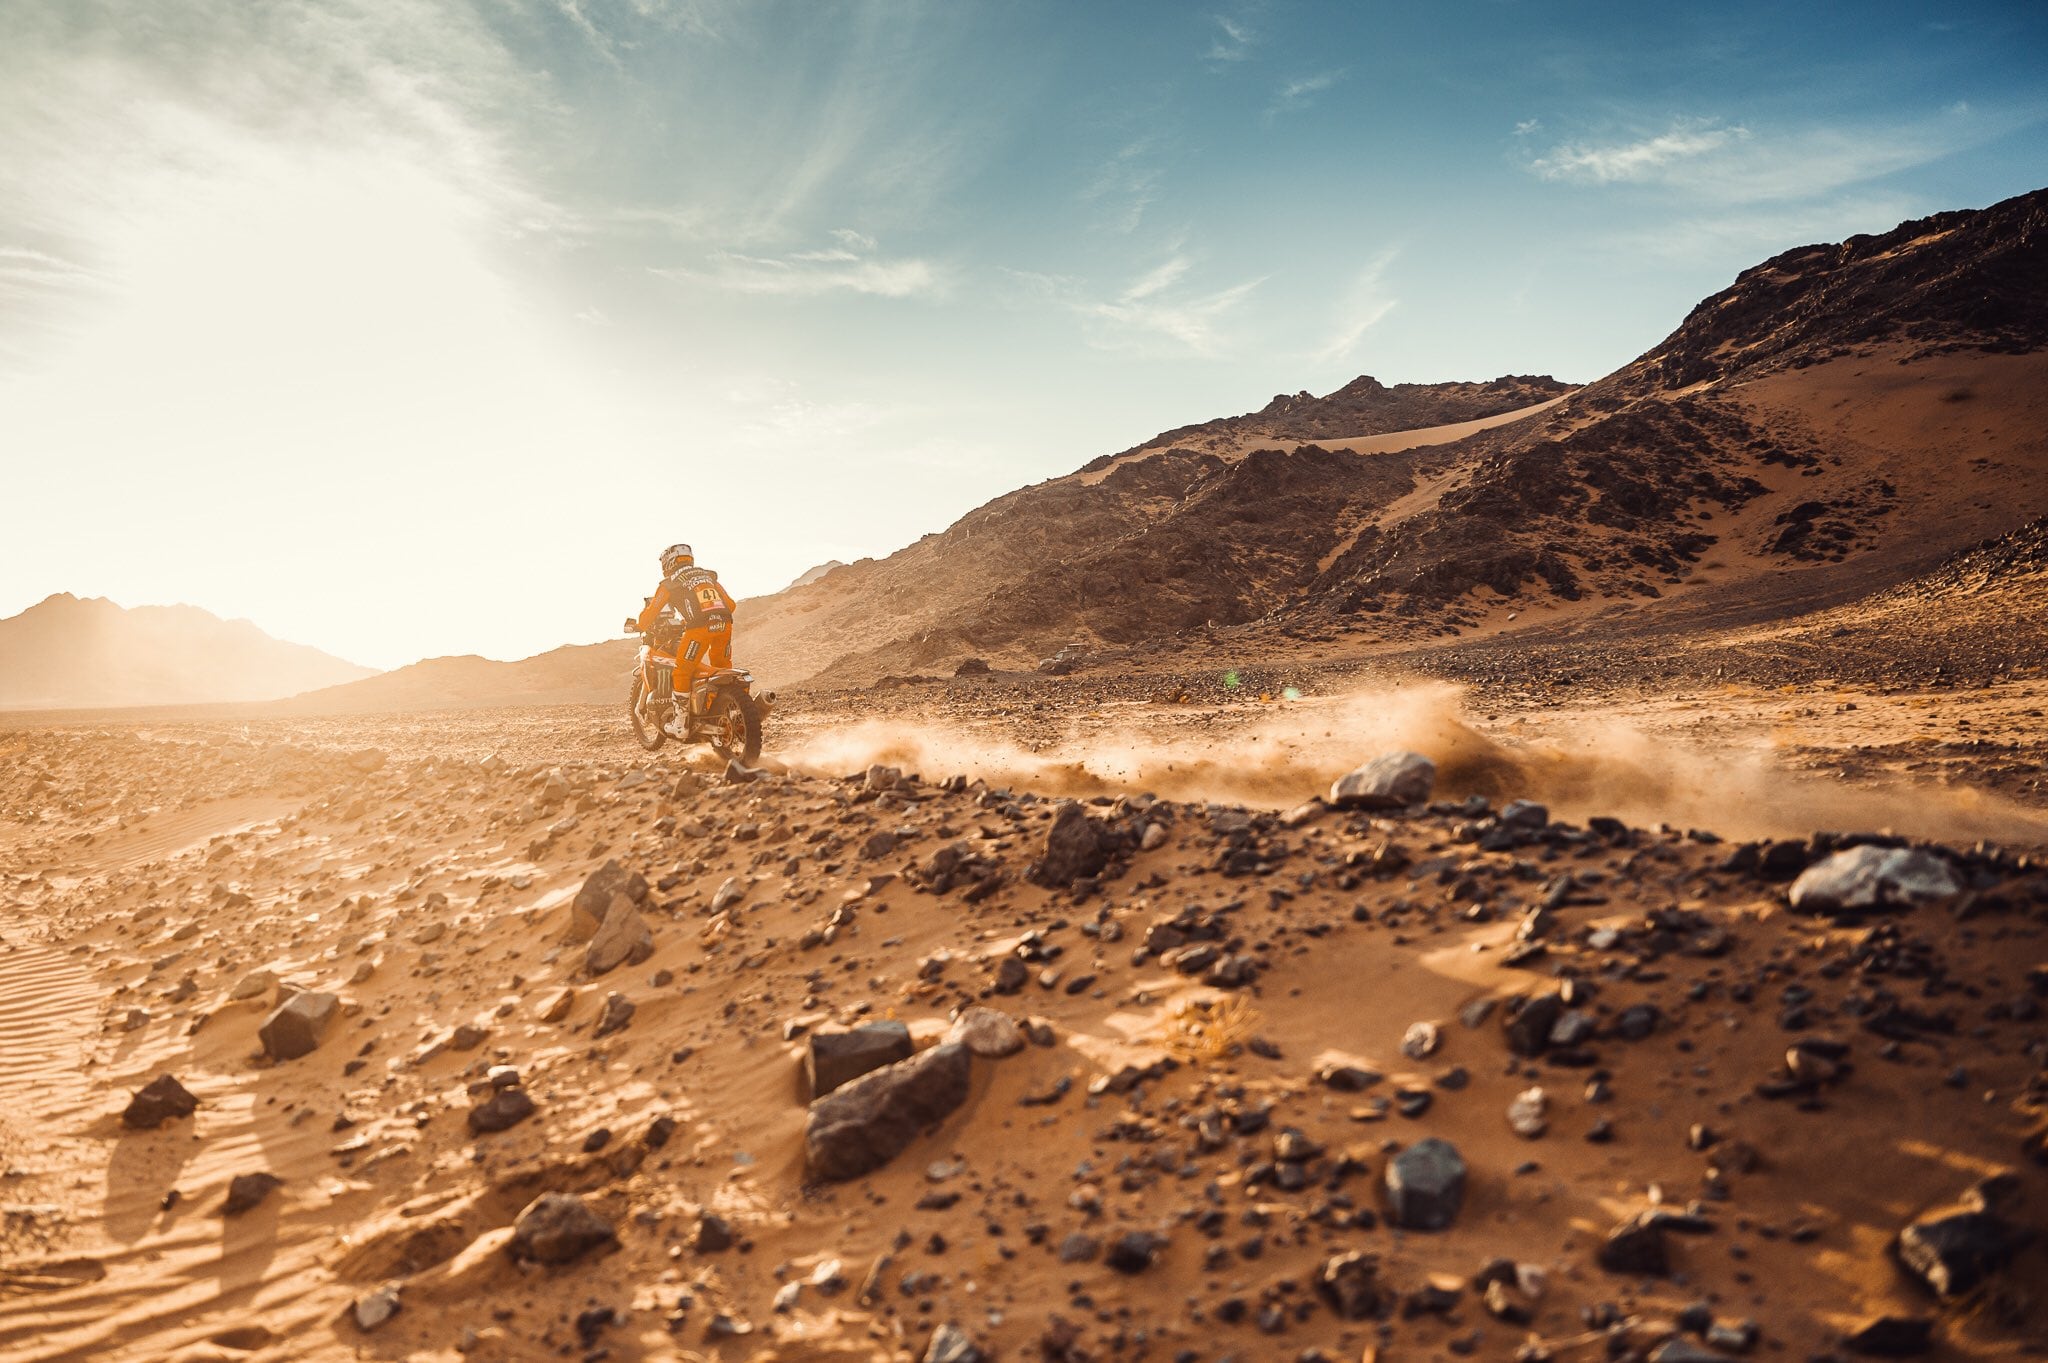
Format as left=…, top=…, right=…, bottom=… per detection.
left=2, top=0, right=2043, bottom=668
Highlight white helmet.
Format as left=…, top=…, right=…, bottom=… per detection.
left=660, top=543, right=694, bottom=576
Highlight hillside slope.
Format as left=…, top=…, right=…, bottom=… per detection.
left=738, top=186, right=2048, bottom=689
left=0, top=594, right=375, bottom=709
left=272, top=639, right=634, bottom=715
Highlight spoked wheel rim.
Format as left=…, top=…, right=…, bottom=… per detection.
left=627, top=676, right=665, bottom=751
left=708, top=696, right=748, bottom=759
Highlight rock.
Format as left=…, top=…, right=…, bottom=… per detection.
left=695, top=1214, right=735, bottom=1252
left=1789, top=846, right=1961, bottom=916
left=584, top=895, right=653, bottom=976
left=924, top=1323, right=986, bottom=1363
left=1030, top=802, right=1120, bottom=887
left=258, top=990, right=338, bottom=1062
left=228, top=969, right=277, bottom=1002
left=1384, top=1137, right=1467, bottom=1230
left=1315, top=1250, right=1382, bottom=1319
left=1500, top=799, right=1549, bottom=828
left=1507, top=1086, right=1549, bottom=1138
left=807, top=1022, right=916, bottom=1099
left=1707, top=1321, right=1758, bottom=1353
left=569, top=859, right=647, bottom=942
left=724, top=758, right=763, bottom=784
left=1785, top=1046, right=1839, bottom=1084
left=222, top=1171, right=282, bottom=1216
left=1328, top=751, right=1436, bottom=811
left=537, top=987, right=575, bottom=1022
left=353, top=1286, right=402, bottom=1332
left=710, top=876, right=747, bottom=914
left=1483, top=1279, right=1532, bottom=1324
left=1894, top=1199, right=2028, bottom=1298
left=1401, top=1021, right=1440, bottom=1059
left=1597, top=1213, right=1669, bottom=1276
left=805, top=1042, right=972, bottom=1181
left=953, top=658, right=991, bottom=677
left=1139, top=822, right=1168, bottom=851
left=506, top=1193, right=617, bottom=1265
left=946, top=1007, right=1024, bottom=1058
left=1505, top=993, right=1563, bottom=1056
left=863, top=764, right=902, bottom=794
left=121, top=1074, right=198, bottom=1129
left=1318, top=1063, right=1382, bottom=1092
left=1843, top=1316, right=1934, bottom=1356
left=1104, top=1230, right=1164, bottom=1274
left=593, top=991, right=636, bottom=1038
left=468, top=1087, right=537, bottom=1134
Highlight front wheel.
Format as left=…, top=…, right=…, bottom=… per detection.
left=626, top=673, right=666, bottom=752
left=704, top=690, right=764, bottom=764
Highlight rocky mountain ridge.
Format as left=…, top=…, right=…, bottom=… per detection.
left=734, top=186, right=2048, bottom=689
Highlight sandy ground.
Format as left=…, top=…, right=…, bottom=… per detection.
left=2, top=672, right=2045, bottom=1363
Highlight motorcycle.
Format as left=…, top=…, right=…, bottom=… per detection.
left=623, top=611, right=769, bottom=763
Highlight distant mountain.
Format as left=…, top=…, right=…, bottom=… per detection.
left=786, top=561, right=847, bottom=590
left=733, top=186, right=2048, bottom=688
left=273, top=639, right=634, bottom=714
left=0, top=594, right=376, bottom=710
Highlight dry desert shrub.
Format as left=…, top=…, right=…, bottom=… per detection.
left=1163, top=993, right=1259, bottom=1062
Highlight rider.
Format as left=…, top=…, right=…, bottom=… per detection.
left=630, top=543, right=738, bottom=702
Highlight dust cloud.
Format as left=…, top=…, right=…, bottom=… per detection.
left=780, top=680, right=2048, bottom=847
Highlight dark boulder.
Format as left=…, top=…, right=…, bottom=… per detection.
left=1384, top=1137, right=1466, bottom=1230
left=468, top=1087, right=537, bottom=1135
left=1894, top=1197, right=2029, bottom=1298
left=222, top=1171, right=283, bottom=1216
left=1029, top=803, right=1122, bottom=888
left=121, top=1074, right=199, bottom=1129
left=1105, top=1230, right=1165, bottom=1274
left=1596, top=1213, right=1669, bottom=1276
left=807, top=1022, right=916, bottom=1099
left=805, top=1043, right=972, bottom=1181
left=569, top=859, right=648, bottom=942
left=507, top=1193, right=617, bottom=1265
left=584, top=896, right=653, bottom=976
left=259, top=990, right=338, bottom=1062
left=1505, top=993, right=1564, bottom=1057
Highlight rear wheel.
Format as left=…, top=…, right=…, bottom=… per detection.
left=705, top=690, right=763, bottom=764
left=626, top=673, right=666, bottom=751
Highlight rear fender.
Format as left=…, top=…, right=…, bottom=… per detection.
left=691, top=671, right=752, bottom=714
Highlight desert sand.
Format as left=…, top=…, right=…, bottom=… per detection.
left=1, top=665, right=2043, bottom=1362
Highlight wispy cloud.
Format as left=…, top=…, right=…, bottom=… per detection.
left=1313, top=248, right=1399, bottom=364
left=1204, top=11, right=1259, bottom=64
left=1528, top=117, right=1748, bottom=184
left=0, top=244, right=99, bottom=301
left=1081, top=137, right=1165, bottom=234
left=1266, top=70, right=1344, bottom=121
left=657, top=231, right=945, bottom=299
left=1522, top=104, right=2044, bottom=203
left=1010, top=252, right=1262, bottom=357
